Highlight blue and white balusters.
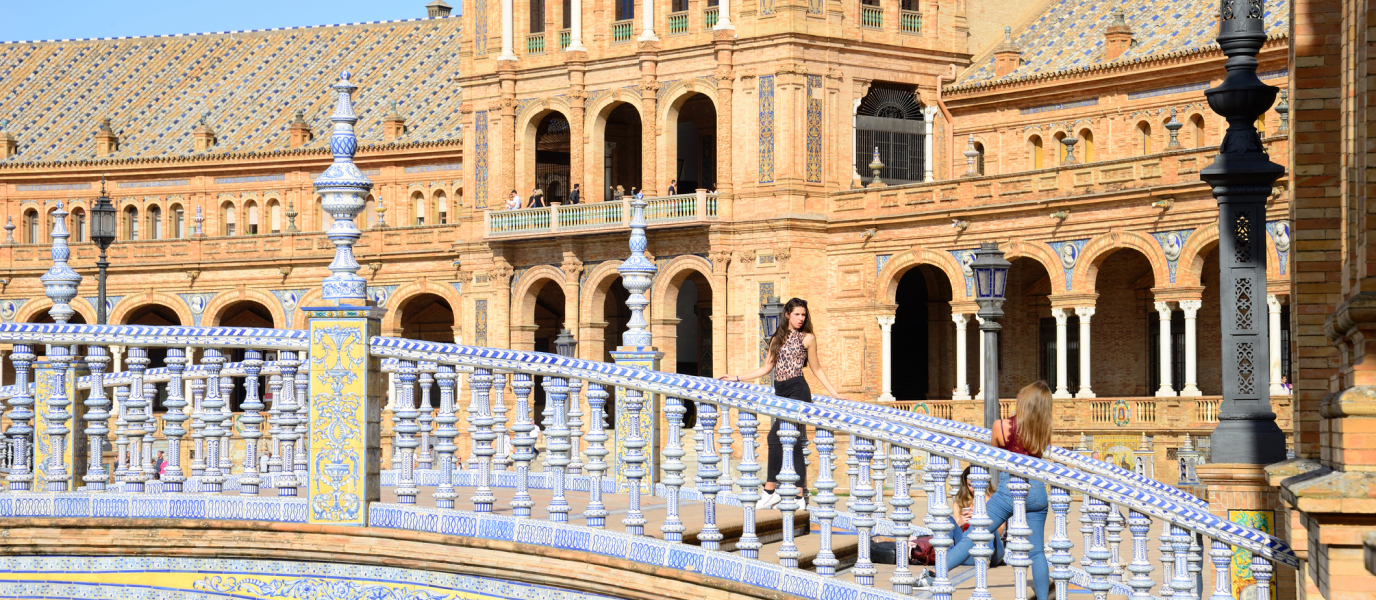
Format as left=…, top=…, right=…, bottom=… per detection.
left=161, top=348, right=189, bottom=493
left=199, top=349, right=227, bottom=493
left=812, top=428, right=839, bottom=576
left=924, top=453, right=955, bottom=600
left=775, top=419, right=804, bottom=569
left=293, top=370, right=309, bottom=483
left=491, top=371, right=510, bottom=471
left=583, top=382, right=610, bottom=528
left=621, top=386, right=647, bottom=537
left=417, top=365, right=436, bottom=470
left=274, top=351, right=300, bottom=496
left=660, top=396, right=687, bottom=542
left=1006, top=474, right=1034, bottom=600
left=1209, top=541, right=1233, bottom=600
left=112, top=382, right=130, bottom=484
left=5, top=346, right=34, bottom=492
left=545, top=373, right=571, bottom=522
left=1048, top=485, right=1075, bottom=600
left=1086, top=497, right=1114, bottom=600
left=82, top=346, right=111, bottom=492
left=850, top=435, right=877, bottom=585
left=967, top=466, right=995, bottom=600
left=716, top=404, right=734, bottom=491
left=434, top=365, right=459, bottom=509
left=735, top=408, right=762, bottom=559
left=471, top=368, right=497, bottom=513
left=1128, top=510, right=1157, bottom=600
left=697, top=400, right=723, bottom=550
left=509, top=372, right=536, bottom=517
left=190, top=375, right=207, bottom=477
left=566, top=375, right=584, bottom=475
left=394, top=360, right=420, bottom=504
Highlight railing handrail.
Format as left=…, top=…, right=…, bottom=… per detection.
left=0, top=322, right=308, bottom=350
left=366, top=336, right=1296, bottom=568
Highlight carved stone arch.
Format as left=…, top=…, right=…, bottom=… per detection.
left=658, top=79, right=718, bottom=121
left=650, top=255, right=714, bottom=322
left=381, top=278, right=465, bottom=337
left=108, top=291, right=194, bottom=326
left=877, top=245, right=968, bottom=305
left=1072, top=230, right=1172, bottom=293
left=16, top=297, right=96, bottom=325
left=1177, top=223, right=1218, bottom=287
left=511, top=265, right=570, bottom=328
left=1004, top=239, right=1066, bottom=293
left=579, top=260, right=624, bottom=326
left=202, top=287, right=287, bottom=328
left=584, top=93, right=644, bottom=136
left=518, top=105, right=576, bottom=200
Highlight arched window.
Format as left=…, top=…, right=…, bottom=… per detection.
left=1078, top=129, right=1095, bottom=163
left=24, top=210, right=38, bottom=244
left=364, top=195, right=376, bottom=228
left=412, top=191, right=426, bottom=226
left=171, top=204, right=185, bottom=238
left=855, top=82, right=927, bottom=185
left=435, top=190, right=449, bottom=224
left=71, top=208, right=86, bottom=243
left=124, top=206, right=139, bottom=240
left=269, top=200, right=282, bottom=234
left=247, top=202, right=260, bottom=235
left=973, top=142, right=985, bottom=175
left=223, top=203, right=236, bottom=236
left=531, top=0, right=545, bottom=33
left=1190, top=114, right=1206, bottom=148
left=1029, top=135, right=1044, bottom=170
left=1053, top=132, right=1067, bottom=165
left=148, top=205, right=162, bottom=240
left=317, top=196, right=326, bottom=231
left=1136, top=121, right=1152, bottom=156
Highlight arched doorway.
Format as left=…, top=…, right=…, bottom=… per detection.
left=398, top=294, right=456, bottom=343
left=671, top=94, right=716, bottom=193
left=892, top=265, right=955, bottom=400
left=856, top=82, right=927, bottom=185
left=1093, top=250, right=1157, bottom=396
left=527, top=279, right=567, bottom=428
left=601, top=104, right=642, bottom=200
left=216, top=300, right=275, bottom=328
left=1001, top=258, right=1054, bottom=393
left=534, top=113, right=571, bottom=204
left=673, top=273, right=713, bottom=377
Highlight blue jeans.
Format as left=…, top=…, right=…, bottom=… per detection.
left=945, top=473, right=1049, bottom=600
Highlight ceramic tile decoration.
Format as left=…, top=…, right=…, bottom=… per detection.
left=306, top=307, right=383, bottom=526
left=1152, top=229, right=1196, bottom=283
left=1044, top=239, right=1089, bottom=291
left=475, top=110, right=490, bottom=209
left=757, top=75, right=775, bottom=184
left=1266, top=221, right=1291, bottom=275
left=806, top=75, right=822, bottom=183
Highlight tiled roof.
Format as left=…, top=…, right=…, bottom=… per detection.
left=0, top=17, right=463, bottom=166
left=951, top=0, right=1289, bottom=89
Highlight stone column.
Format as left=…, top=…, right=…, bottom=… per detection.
left=709, top=250, right=731, bottom=378
left=640, top=77, right=659, bottom=195
left=713, top=37, right=735, bottom=205
left=975, top=316, right=986, bottom=398
left=499, top=0, right=518, bottom=60
left=1155, top=301, right=1177, bottom=397
left=1267, top=294, right=1285, bottom=395
left=877, top=315, right=896, bottom=402
left=1051, top=308, right=1072, bottom=399
left=952, top=313, right=971, bottom=400
left=1179, top=299, right=1203, bottom=397
left=923, top=105, right=936, bottom=182
left=566, top=0, right=587, bottom=50
left=713, top=0, right=733, bottom=29
left=568, top=61, right=587, bottom=195
left=639, top=0, right=659, bottom=41
left=1075, top=307, right=1095, bottom=398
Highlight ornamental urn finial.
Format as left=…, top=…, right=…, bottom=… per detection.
left=313, top=71, right=375, bottom=305
left=617, top=195, right=657, bottom=348
left=41, top=201, right=81, bottom=324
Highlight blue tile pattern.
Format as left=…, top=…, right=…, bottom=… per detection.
left=954, top=0, right=1290, bottom=88
left=118, top=179, right=189, bottom=189
left=876, top=254, right=890, bottom=277
left=757, top=76, right=775, bottom=184
left=1151, top=229, right=1194, bottom=283
left=1127, top=81, right=1211, bottom=100
left=475, top=111, right=490, bottom=209
left=806, top=75, right=822, bottom=183
left=0, top=18, right=464, bottom=165
left=405, top=162, right=464, bottom=173
left=1266, top=221, right=1289, bottom=275
left=1020, top=98, right=1099, bottom=115
left=948, top=248, right=977, bottom=296
left=475, top=299, right=488, bottom=346
left=15, top=183, right=90, bottom=192
left=476, top=0, right=490, bottom=57
left=214, top=174, right=286, bottom=185
left=1044, top=238, right=1088, bottom=291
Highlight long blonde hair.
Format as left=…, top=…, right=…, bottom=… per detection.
left=1012, top=381, right=1053, bottom=457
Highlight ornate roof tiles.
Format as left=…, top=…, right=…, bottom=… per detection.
left=950, top=0, right=1289, bottom=90
left=0, top=17, right=463, bottom=165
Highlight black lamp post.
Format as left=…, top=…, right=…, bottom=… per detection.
left=971, top=242, right=1010, bottom=429
left=1199, top=0, right=1288, bottom=465
left=89, top=178, right=118, bottom=325
left=555, top=328, right=578, bottom=359
left=760, top=296, right=784, bottom=385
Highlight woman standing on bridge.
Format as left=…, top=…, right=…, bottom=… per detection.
left=718, top=297, right=841, bottom=511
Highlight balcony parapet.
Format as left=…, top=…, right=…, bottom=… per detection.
left=485, top=190, right=719, bottom=240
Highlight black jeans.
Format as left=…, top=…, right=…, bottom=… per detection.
left=766, top=375, right=810, bottom=491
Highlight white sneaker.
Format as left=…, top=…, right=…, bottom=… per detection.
left=756, top=490, right=782, bottom=510
left=798, top=494, right=809, bottom=511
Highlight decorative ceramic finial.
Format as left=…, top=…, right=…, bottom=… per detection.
left=617, top=193, right=657, bottom=348
left=193, top=205, right=205, bottom=236
left=963, top=135, right=981, bottom=177
left=286, top=200, right=299, bottom=233
left=4, top=216, right=14, bottom=245
left=41, top=200, right=81, bottom=324
left=1061, top=130, right=1079, bottom=164
left=313, top=71, right=374, bottom=304
left=869, top=146, right=885, bottom=185
left=1165, top=108, right=1184, bottom=149
left=1276, top=89, right=1290, bottom=133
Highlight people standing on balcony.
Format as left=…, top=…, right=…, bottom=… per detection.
left=569, top=184, right=581, bottom=205
left=528, top=187, right=546, bottom=208
left=611, top=185, right=625, bottom=201
left=717, top=297, right=842, bottom=511
left=506, top=190, right=523, bottom=211
left=667, top=179, right=678, bottom=195
left=155, top=451, right=167, bottom=479
left=918, top=381, right=1053, bottom=600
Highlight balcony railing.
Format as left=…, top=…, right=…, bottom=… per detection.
left=526, top=32, right=546, bottom=54
left=486, top=191, right=719, bottom=239
left=900, top=9, right=920, bottom=33
left=877, top=395, right=1289, bottom=431
left=669, top=11, right=689, bottom=34
left=612, top=20, right=633, bottom=42
left=704, top=6, right=719, bottom=28
left=559, top=28, right=571, bottom=49
left=861, top=5, right=883, bottom=29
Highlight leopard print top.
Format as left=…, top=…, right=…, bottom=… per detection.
left=773, top=330, right=808, bottom=381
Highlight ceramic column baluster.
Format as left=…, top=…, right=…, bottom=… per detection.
left=293, top=370, right=309, bottom=483
left=394, top=360, right=420, bottom=504
left=274, top=351, right=300, bottom=497
left=4, top=346, right=34, bottom=492
left=660, top=396, right=687, bottom=542
left=968, top=466, right=995, bottom=600
left=1006, top=474, right=1033, bottom=600
left=491, top=372, right=510, bottom=471
left=540, top=378, right=555, bottom=471
left=1250, top=556, right=1272, bottom=600
left=566, top=376, right=583, bottom=475
left=120, top=384, right=145, bottom=492
left=691, top=415, right=705, bottom=487
left=775, top=419, right=804, bottom=569
left=870, top=441, right=888, bottom=519
left=1208, top=541, right=1233, bottom=600
left=697, top=401, right=722, bottom=550
left=736, top=408, right=762, bottom=557
left=472, top=368, right=497, bottom=513
left=844, top=434, right=859, bottom=511
left=1086, top=497, right=1114, bottom=600
left=160, top=348, right=189, bottom=493
left=850, top=435, right=876, bottom=585
left=1048, top=486, right=1075, bottom=600
left=43, top=339, right=74, bottom=492
left=1107, top=509, right=1126, bottom=578
left=466, top=368, right=480, bottom=471
left=239, top=351, right=265, bottom=494
left=1170, top=525, right=1195, bottom=600
left=266, top=372, right=282, bottom=473
left=924, top=454, right=955, bottom=600
left=584, top=383, right=610, bottom=527
left=434, top=365, right=459, bottom=509
left=1128, top=511, right=1156, bottom=600
left=417, top=365, right=436, bottom=470
left=509, top=372, right=536, bottom=517
left=1187, top=535, right=1204, bottom=600
left=621, top=386, right=647, bottom=537
left=190, top=375, right=207, bottom=476
left=1158, top=520, right=1177, bottom=600
left=112, top=384, right=130, bottom=484
left=198, top=349, right=226, bottom=493
left=1081, top=502, right=1095, bottom=567
left=889, top=444, right=916, bottom=593
left=216, top=376, right=233, bottom=478
left=544, top=373, right=570, bottom=522
left=82, top=346, right=111, bottom=492
left=812, top=428, right=839, bottom=576
left=129, top=349, right=158, bottom=488
left=716, top=405, right=734, bottom=491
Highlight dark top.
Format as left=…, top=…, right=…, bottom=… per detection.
left=530, top=192, right=546, bottom=207
left=569, top=188, right=580, bottom=204
left=1001, top=417, right=1041, bottom=458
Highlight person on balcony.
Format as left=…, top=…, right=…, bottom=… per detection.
left=611, top=185, right=625, bottom=201
left=506, top=190, right=522, bottom=211
left=667, top=179, right=678, bottom=195
left=718, top=297, right=841, bottom=511
left=918, top=381, right=1052, bottom=600
left=528, top=187, right=546, bottom=208
left=569, top=184, right=581, bottom=205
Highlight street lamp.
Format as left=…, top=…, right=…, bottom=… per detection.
left=555, top=328, right=578, bottom=359
left=89, top=177, right=118, bottom=325
left=970, top=242, right=1010, bottom=428
left=760, top=296, right=784, bottom=385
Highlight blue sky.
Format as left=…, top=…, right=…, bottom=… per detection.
left=0, top=0, right=458, bottom=42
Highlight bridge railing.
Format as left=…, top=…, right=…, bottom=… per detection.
left=0, top=323, right=1294, bottom=600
